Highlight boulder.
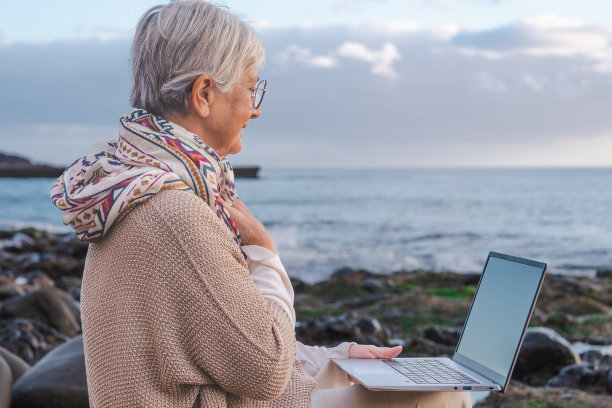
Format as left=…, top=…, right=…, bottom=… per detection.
left=513, top=327, right=581, bottom=386
left=580, top=350, right=612, bottom=368
left=357, top=318, right=384, bottom=337
left=0, top=346, right=30, bottom=382
left=0, top=355, right=11, bottom=408
left=0, top=285, right=24, bottom=301
left=0, top=319, right=69, bottom=365
left=11, top=335, right=88, bottom=408
left=423, top=326, right=461, bottom=347
left=55, top=276, right=83, bottom=301
left=0, top=287, right=81, bottom=337
left=296, top=314, right=390, bottom=347
left=547, top=363, right=598, bottom=389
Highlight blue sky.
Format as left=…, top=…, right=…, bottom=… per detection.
left=1, top=0, right=611, bottom=167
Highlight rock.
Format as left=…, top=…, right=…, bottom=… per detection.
left=0, top=355, right=11, bottom=408
left=17, top=252, right=41, bottom=266
left=423, top=326, right=462, bottom=347
left=2, top=232, right=34, bottom=252
left=362, top=277, right=387, bottom=292
left=0, top=285, right=24, bottom=301
left=382, top=307, right=403, bottom=321
left=608, top=368, right=612, bottom=393
left=0, top=319, right=69, bottom=365
left=513, top=327, right=581, bottom=386
left=407, top=338, right=455, bottom=357
left=0, top=287, right=81, bottom=337
left=0, top=346, right=30, bottom=382
left=296, top=314, right=391, bottom=346
left=547, top=359, right=612, bottom=394
left=388, top=338, right=406, bottom=347
left=24, top=270, right=55, bottom=290
left=357, top=318, right=383, bottom=336
left=55, top=276, right=83, bottom=301
left=546, top=297, right=610, bottom=316
left=331, top=267, right=357, bottom=279
left=478, top=382, right=612, bottom=407
left=580, top=349, right=612, bottom=368
left=11, top=335, right=88, bottom=408
left=547, top=363, right=597, bottom=389
left=597, top=269, right=612, bottom=279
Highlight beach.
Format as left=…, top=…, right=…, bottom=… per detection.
left=1, top=167, right=612, bottom=406
left=1, top=227, right=612, bottom=406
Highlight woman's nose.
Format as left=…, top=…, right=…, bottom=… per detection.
left=250, top=106, right=261, bottom=119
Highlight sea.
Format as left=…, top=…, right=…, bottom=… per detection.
left=1, top=167, right=611, bottom=283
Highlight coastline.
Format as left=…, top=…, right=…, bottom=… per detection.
left=0, top=151, right=260, bottom=178
left=1, top=227, right=612, bottom=406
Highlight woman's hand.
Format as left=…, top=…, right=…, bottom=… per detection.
left=226, top=199, right=276, bottom=253
left=348, top=344, right=402, bottom=359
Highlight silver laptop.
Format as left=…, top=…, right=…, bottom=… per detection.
left=332, top=252, right=547, bottom=392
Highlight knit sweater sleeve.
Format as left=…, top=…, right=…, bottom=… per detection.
left=151, top=191, right=296, bottom=399
left=82, top=190, right=296, bottom=404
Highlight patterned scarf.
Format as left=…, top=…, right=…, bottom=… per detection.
left=50, top=108, right=240, bottom=244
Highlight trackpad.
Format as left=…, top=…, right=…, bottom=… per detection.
left=332, top=359, right=410, bottom=386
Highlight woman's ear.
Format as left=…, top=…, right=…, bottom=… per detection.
left=190, top=75, right=214, bottom=118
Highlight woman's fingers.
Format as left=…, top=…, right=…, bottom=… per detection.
left=348, top=344, right=402, bottom=359
left=224, top=199, right=275, bottom=252
left=231, top=199, right=253, bottom=215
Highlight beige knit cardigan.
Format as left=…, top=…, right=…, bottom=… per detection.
left=82, top=189, right=316, bottom=407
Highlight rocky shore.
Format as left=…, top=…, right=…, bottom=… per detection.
left=0, top=151, right=260, bottom=178
left=1, top=228, right=612, bottom=407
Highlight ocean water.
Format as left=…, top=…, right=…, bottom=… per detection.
left=1, top=168, right=611, bottom=282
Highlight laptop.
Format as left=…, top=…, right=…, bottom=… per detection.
left=332, top=252, right=547, bottom=392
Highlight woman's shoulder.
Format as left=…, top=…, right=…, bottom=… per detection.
left=106, top=189, right=231, bottom=246
left=131, top=188, right=216, bottom=224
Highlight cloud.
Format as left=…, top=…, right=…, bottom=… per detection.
left=369, top=20, right=423, bottom=35
left=274, top=39, right=401, bottom=79
left=524, top=15, right=585, bottom=30
left=473, top=71, right=506, bottom=92
left=337, top=42, right=401, bottom=78
left=276, top=45, right=338, bottom=68
left=520, top=74, right=544, bottom=92
left=2, top=21, right=612, bottom=168
left=453, top=14, right=612, bottom=72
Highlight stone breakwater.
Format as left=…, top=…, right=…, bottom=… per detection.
left=1, top=228, right=612, bottom=407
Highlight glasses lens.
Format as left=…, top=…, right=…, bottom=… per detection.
left=253, top=80, right=266, bottom=109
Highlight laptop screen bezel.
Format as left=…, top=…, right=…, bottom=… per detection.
left=452, top=251, right=547, bottom=393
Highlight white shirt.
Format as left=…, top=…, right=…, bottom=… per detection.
left=242, top=245, right=351, bottom=377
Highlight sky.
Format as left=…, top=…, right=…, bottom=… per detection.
left=1, top=0, right=612, bottom=168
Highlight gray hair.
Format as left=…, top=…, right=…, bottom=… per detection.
left=130, top=0, right=265, bottom=116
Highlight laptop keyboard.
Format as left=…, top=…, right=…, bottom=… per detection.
left=384, top=359, right=479, bottom=384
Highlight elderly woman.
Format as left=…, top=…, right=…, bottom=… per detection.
left=51, top=1, right=470, bottom=407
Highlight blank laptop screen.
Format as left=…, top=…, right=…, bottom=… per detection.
left=455, top=255, right=544, bottom=380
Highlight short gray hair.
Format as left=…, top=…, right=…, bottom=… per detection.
left=130, top=0, right=265, bottom=116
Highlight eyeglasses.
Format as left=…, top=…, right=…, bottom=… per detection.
left=232, top=79, right=267, bottom=109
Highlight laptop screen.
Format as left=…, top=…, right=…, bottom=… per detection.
left=453, top=253, right=546, bottom=390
